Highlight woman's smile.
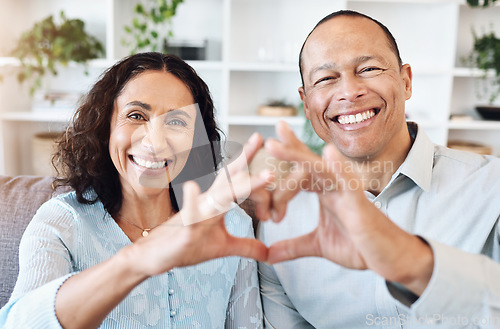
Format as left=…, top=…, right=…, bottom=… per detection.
left=109, top=70, right=196, bottom=192
left=129, top=155, right=172, bottom=171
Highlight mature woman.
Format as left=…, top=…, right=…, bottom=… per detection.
left=0, top=52, right=269, bottom=328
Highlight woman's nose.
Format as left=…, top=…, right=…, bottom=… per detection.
left=142, top=119, right=168, bottom=154
left=335, top=74, right=367, bottom=102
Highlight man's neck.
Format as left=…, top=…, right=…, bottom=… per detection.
left=352, top=129, right=413, bottom=196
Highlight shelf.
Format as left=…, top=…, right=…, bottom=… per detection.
left=409, top=120, right=447, bottom=129
left=0, top=57, right=20, bottom=66
left=186, top=60, right=224, bottom=71
left=453, top=67, right=497, bottom=78
left=1, top=111, right=74, bottom=123
left=448, top=120, right=500, bottom=130
left=0, top=111, right=307, bottom=127
left=227, top=115, right=305, bottom=126
left=348, top=0, right=462, bottom=3
left=228, top=62, right=298, bottom=72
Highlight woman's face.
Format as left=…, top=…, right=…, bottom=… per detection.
left=109, top=70, right=197, bottom=196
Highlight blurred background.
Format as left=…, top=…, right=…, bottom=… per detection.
left=0, top=0, right=499, bottom=176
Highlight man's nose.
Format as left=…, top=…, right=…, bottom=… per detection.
left=335, top=74, right=367, bottom=102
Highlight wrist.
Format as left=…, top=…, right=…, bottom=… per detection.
left=115, top=245, right=153, bottom=285
left=395, top=236, right=434, bottom=296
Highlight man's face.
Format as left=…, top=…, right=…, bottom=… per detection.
left=299, top=16, right=412, bottom=161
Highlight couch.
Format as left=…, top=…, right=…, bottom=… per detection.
left=0, top=175, right=71, bottom=308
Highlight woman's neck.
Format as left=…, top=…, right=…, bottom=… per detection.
left=116, top=188, right=175, bottom=229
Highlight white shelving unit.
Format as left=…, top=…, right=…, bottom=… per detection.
left=1, top=0, right=500, bottom=176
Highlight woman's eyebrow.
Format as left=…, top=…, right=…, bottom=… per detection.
left=125, top=101, right=152, bottom=111
left=125, top=101, right=194, bottom=119
left=165, top=108, right=193, bottom=119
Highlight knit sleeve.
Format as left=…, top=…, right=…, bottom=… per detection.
left=0, top=274, right=73, bottom=328
left=0, top=198, right=77, bottom=328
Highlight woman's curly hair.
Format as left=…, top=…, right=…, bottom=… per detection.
left=53, top=52, right=222, bottom=215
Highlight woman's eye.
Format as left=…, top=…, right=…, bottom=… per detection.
left=128, top=112, right=146, bottom=121
left=167, top=118, right=187, bottom=127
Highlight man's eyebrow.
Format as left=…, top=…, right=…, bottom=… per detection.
left=309, top=55, right=385, bottom=78
left=353, top=55, right=378, bottom=65
left=309, top=56, right=381, bottom=77
left=309, top=63, right=336, bottom=78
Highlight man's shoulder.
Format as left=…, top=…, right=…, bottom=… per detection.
left=434, top=144, right=500, bottom=173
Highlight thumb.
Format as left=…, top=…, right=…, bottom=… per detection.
left=225, top=236, right=269, bottom=262
left=267, top=230, right=319, bottom=263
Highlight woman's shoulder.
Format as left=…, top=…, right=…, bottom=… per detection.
left=31, top=190, right=105, bottom=229
left=224, top=203, right=254, bottom=238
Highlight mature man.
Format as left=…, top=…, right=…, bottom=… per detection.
left=256, top=10, right=500, bottom=328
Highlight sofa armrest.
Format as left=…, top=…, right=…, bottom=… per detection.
left=0, top=175, right=70, bottom=307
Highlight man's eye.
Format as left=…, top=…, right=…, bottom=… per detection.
left=360, top=67, right=383, bottom=75
left=315, top=76, right=335, bottom=85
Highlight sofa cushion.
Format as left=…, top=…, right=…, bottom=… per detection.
left=0, top=175, right=71, bottom=307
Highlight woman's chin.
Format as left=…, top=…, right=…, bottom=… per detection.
left=138, top=173, right=171, bottom=190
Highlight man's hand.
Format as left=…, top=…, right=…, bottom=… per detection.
left=260, top=121, right=434, bottom=296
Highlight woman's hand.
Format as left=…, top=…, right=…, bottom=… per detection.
left=124, top=132, right=272, bottom=278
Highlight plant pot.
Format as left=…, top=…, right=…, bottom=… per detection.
left=475, top=106, right=500, bottom=120
left=32, top=132, right=63, bottom=177
left=257, top=106, right=297, bottom=117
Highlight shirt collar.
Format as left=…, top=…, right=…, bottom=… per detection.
left=396, top=122, right=435, bottom=192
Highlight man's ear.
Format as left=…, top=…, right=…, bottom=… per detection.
left=298, top=86, right=311, bottom=120
left=401, top=64, right=413, bottom=101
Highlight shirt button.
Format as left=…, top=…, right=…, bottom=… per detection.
left=168, top=289, right=174, bottom=295
left=170, top=310, right=177, bottom=317
left=374, top=201, right=382, bottom=209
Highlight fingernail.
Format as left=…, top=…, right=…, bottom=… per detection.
left=249, top=132, right=260, bottom=143
left=271, top=210, right=279, bottom=222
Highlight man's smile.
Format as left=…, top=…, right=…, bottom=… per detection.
left=335, top=108, right=378, bottom=125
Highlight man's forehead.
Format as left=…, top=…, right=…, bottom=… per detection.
left=302, top=16, right=391, bottom=67
left=307, top=15, right=381, bottom=47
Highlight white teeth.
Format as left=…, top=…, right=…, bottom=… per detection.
left=133, top=156, right=167, bottom=169
left=337, top=109, right=375, bottom=125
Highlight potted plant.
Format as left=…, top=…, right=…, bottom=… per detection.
left=123, top=0, right=184, bottom=54
left=11, top=11, right=105, bottom=95
left=463, top=27, right=500, bottom=119
left=466, top=0, right=499, bottom=7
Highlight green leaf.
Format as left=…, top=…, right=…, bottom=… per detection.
left=124, top=0, right=184, bottom=52
left=10, top=10, right=104, bottom=95
left=135, top=4, right=145, bottom=14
